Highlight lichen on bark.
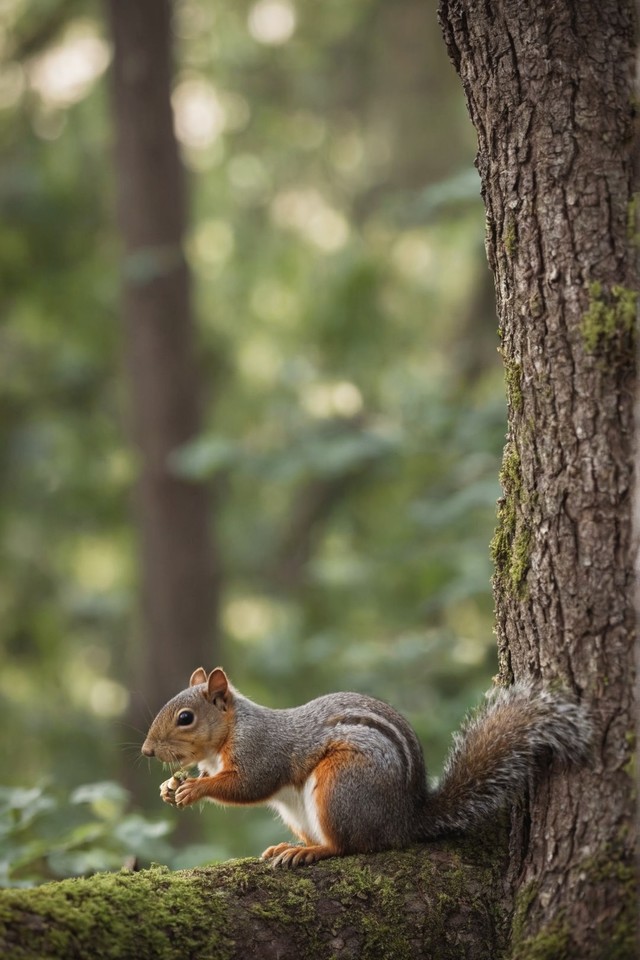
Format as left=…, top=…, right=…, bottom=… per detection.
left=503, top=357, right=523, bottom=413
left=490, top=442, right=530, bottom=599
left=503, top=217, right=517, bottom=257
left=581, top=281, right=637, bottom=353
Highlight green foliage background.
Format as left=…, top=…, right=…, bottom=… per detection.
left=0, top=0, right=506, bottom=880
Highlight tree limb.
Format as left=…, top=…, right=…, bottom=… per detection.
left=0, top=835, right=509, bottom=960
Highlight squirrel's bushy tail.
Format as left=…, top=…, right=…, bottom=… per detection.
left=423, top=682, right=592, bottom=838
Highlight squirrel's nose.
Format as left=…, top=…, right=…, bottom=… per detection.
left=141, top=741, right=155, bottom=757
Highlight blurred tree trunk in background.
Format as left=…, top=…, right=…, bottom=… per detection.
left=440, top=0, right=637, bottom=956
left=105, top=0, right=219, bottom=727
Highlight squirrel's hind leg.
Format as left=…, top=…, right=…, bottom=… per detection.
left=261, top=841, right=298, bottom=860
left=264, top=843, right=336, bottom=869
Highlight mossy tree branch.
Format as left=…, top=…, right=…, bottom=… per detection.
left=0, top=834, right=509, bottom=960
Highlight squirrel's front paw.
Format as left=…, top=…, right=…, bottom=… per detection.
left=174, top=778, right=204, bottom=807
left=159, top=777, right=179, bottom=805
left=160, top=770, right=191, bottom=805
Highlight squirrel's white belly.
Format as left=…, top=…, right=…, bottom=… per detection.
left=267, top=775, right=327, bottom=845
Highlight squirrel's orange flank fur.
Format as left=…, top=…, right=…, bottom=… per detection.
left=142, top=667, right=591, bottom=868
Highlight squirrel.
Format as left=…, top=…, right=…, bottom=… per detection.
left=141, top=667, right=591, bottom=868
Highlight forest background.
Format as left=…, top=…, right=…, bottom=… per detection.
left=1, top=0, right=507, bottom=881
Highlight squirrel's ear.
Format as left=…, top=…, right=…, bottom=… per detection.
left=206, top=668, right=229, bottom=708
left=189, top=667, right=208, bottom=687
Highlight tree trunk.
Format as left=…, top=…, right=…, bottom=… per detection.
left=105, top=0, right=219, bottom=721
left=438, top=1, right=637, bottom=955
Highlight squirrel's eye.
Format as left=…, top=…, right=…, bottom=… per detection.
left=176, top=710, right=194, bottom=726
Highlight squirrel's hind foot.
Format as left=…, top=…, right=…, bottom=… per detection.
left=262, top=843, right=336, bottom=868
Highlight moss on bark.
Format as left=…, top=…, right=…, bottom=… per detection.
left=0, top=833, right=510, bottom=960
left=581, top=282, right=637, bottom=353
left=490, top=444, right=531, bottom=599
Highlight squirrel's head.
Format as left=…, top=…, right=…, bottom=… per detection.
left=141, top=667, right=233, bottom=767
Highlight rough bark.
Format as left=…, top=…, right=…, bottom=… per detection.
left=438, top=1, right=638, bottom=956
left=105, top=0, right=219, bottom=720
left=2, top=3, right=635, bottom=957
left=0, top=835, right=508, bottom=960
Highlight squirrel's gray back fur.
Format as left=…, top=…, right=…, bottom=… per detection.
left=229, top=689, right=428, bottom=792
left=228, top=680, right=590, bottom=846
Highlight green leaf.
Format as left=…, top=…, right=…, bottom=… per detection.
left=111, top=815, right=174, bottom=862
left=113, top=814, right=172, bottom=844
left=0, top=786, right=56, bottom=834
left=70, top=781, right=130, bottom=820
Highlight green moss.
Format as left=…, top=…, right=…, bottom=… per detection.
left=0, top=835, right=511, bottom=960
left=327, top=861, right=401, bottom=908
left=509, top=842, right=637, bottom=960
left=491, top=444, right=531, bottom=598
left=309, top=843, right=508, bottom=960
left=504, top=359, right=523, bottom=413
left=612, top=285, right=638, bottom=328
left=582, top=282, right=637, bottom=353
left=223, top=842, right=508, bottom=960
left=491, top=506, right=516, bottom=579
left=504, top=217, right=517, bottom=257
left=582, top=855, right=635, bottom=888
left=514, top=918, right=572, bottom=960
left=339, top=853, right=447, bottom=959
left=510, top=880, right=538, bottom=945
left=509, top=527, right=532, bottom=597
left=517, top=846, right=638, bottom=960
left=510, top=886, right=573, bottom=958
left=529, top=294, right=543, bottom=318
left=338, top=838, right=508, bottom=959
left=0, top=863, right=233, bottom=960
left=576, top=850, right=637, bottom=960
left=249, top=872, right=316, bottom=925
left=500, top=444, right=521, bottom=491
